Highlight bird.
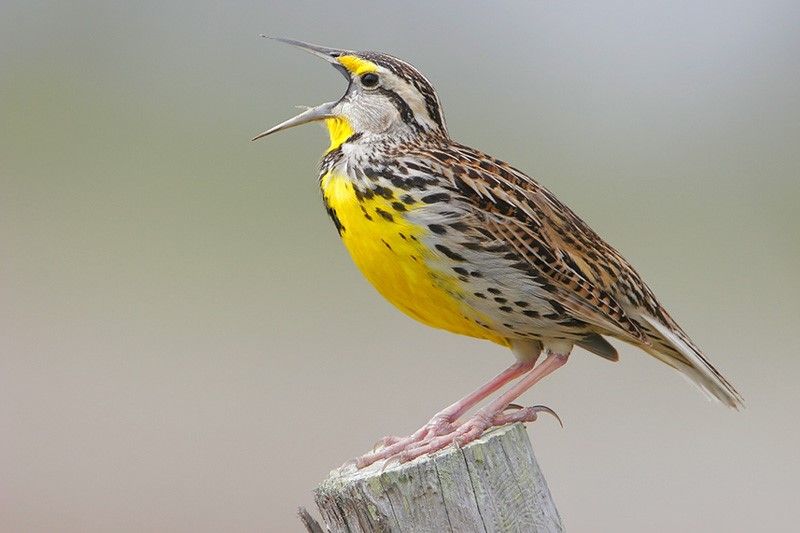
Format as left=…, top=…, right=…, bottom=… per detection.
left=253, top=37, right=743, bottom=468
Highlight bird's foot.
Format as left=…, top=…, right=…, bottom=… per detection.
left=357, top=414, right=458, bottom=468
left=355, top=405, right=559, bottom=469
left=494, top=403, right=563, bottom=428
left=393, top=405, right=558, bottom=464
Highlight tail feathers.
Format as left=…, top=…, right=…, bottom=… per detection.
left=639, top=314, right=744, bottom=409
left=577, top=333, right=619, bottom=361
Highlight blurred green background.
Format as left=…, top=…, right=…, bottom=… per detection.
left=2, top=1, right=798, bottom=531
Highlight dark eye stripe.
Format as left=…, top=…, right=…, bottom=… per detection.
left=358, top=51, right=446, bottom=132
left=376, top=87, right=422, bottom=131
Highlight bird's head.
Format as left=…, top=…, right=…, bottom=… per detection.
left=252, top=37, right=448, bottom=150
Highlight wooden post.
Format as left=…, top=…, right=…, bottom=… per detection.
left=300, top=423, right=563, bottom=532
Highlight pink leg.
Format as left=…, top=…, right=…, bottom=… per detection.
left=427, top=359, right=537, bottom=424
left=478, top=351, right=568, bottom=420
left=357, top=358, right=537, bottom=468
left=397, top=350, right=569, bottom=464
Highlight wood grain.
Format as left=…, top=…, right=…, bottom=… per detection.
left=302, top=423, right=563, bottom=532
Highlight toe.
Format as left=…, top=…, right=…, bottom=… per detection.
left=372, top=435, right=401, bottom=451
left=491, top=404, right=562, bottom=427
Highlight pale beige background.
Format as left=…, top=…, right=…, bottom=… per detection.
left=2, top=1, right=799, bottom=531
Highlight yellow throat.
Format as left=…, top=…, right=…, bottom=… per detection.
left=319, top=119, right=507, bottom=346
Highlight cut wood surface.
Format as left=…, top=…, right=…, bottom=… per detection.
left=300, top=423, right=563, bottom=532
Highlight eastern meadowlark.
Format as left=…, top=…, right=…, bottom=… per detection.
left=253, top=38, right=743, bottom=468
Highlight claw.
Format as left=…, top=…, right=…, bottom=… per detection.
left=489, top=404, right=563, bottom=428
left=504, top=403, right=525, bottom=412
left=530, top=404, right=563, bottom=428
left=380, top=456, right=401, bottom=473
left=372, top=435, right=400, bottom=452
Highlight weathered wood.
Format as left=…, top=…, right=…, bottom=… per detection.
left=304, top=423, right=563, bottom=532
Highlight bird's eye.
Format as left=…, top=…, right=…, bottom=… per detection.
left=360, top=73, right=379, bottom=88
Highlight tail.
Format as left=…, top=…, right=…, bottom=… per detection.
left=637, top=314, right=744, bottom=409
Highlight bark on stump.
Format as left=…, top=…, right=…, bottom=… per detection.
left=300, top=423, right=563, bottom=532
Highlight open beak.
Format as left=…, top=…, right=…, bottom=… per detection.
left=251, top=37, right=353, bottom=142
left=251, top=101, right=338, bottom=141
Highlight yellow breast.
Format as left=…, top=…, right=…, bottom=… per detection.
left=320, top=172, right=506, bottom=345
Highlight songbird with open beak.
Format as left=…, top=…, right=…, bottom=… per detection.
left=253, top=37, right=743, bottom=468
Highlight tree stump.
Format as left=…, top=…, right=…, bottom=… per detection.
left=300, top=423, right=563, bottom=532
